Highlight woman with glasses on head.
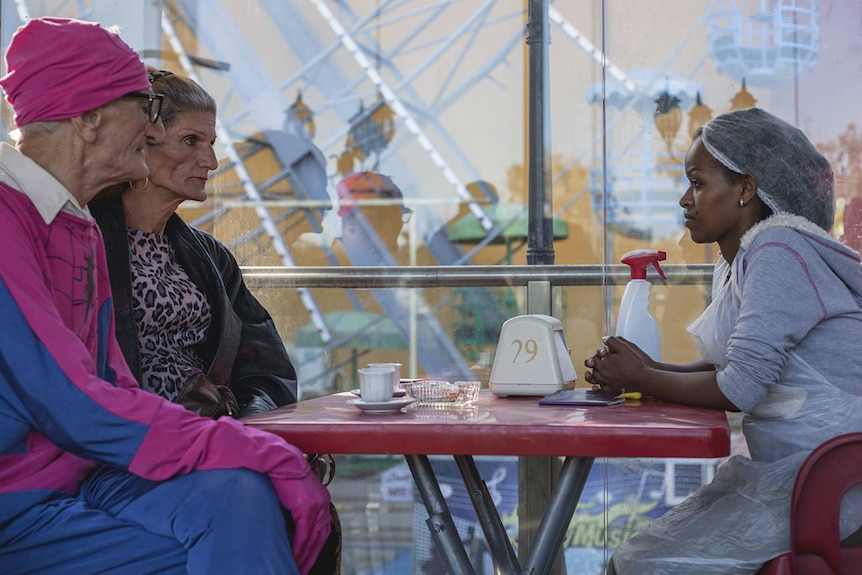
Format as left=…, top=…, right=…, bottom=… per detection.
left=91, top=68, right=299, bottom=419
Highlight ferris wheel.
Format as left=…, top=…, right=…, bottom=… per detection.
left=582, top=0, right=821, bottom=242
left=708, top=0, right=820, bottom=87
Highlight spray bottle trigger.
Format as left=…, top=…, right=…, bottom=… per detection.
left=652, top=258, right=667, bottom=280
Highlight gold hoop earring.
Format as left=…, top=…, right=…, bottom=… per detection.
left=739, top=198, right=745, bottom=207
left=129, top=178, right=149, bottom=192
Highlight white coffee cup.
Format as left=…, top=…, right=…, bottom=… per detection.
left=367, top=362, right=402, bottom=393
left=359, top=366, right=395, bottom=403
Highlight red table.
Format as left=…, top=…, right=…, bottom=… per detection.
left=245, top=391, right=730, bottom=574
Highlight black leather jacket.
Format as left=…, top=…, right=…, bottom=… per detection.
left=91, top=197, right=297, bottom=417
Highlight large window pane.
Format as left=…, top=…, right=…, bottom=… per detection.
left=3, top=2, right=859, bottom=573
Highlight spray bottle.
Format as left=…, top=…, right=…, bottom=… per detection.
left=615, top=249, right=667, bottom=361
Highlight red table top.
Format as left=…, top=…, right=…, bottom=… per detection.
left=243, top=390, right=730, bottom=459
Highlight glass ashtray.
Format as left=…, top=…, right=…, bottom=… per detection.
left=404, top=380, right=480, bottom=407
left=411, top=404, right=480, bottom=420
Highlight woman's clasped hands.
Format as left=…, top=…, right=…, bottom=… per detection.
left=583, top=336, right=653, bottom=393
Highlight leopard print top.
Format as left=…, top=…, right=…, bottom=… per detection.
left=127, top=228, right=211, bottom=401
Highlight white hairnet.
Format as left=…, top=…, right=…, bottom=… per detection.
left=699, top=108, right=835, bottom=231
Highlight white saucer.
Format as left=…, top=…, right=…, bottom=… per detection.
left=351, top=388, right=407, bottom=398
left=348, top=397, right=415, bottom=414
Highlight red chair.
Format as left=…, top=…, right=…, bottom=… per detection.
left=757, top=432, right=862, bottom=575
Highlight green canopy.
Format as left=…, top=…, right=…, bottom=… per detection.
left=294, top=310, right=408, bottom=350
left=446, top=203, right=568, bottom=244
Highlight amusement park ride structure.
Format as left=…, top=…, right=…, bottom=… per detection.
left=2, top=0, right=821, bottom=388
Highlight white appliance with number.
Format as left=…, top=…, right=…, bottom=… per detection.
left=488, top=314, right=577, bottom=397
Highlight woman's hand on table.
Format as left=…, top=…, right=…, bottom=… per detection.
left=585, top=338, right=740, bottom=411
left=583, top=336, right=651, bottom=393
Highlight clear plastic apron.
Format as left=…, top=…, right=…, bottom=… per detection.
left=688, top=257, right=862, bottom=463
left=613, top=256, right=862, bottom=575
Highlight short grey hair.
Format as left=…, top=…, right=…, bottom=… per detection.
left=17, top=120, right=61, bottom=138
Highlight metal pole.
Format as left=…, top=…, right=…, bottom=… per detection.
left=523, top=3, right=560, bottom=571
left=526, top=0, right=554, bottom=266
left=241, top=263, right=713, bottom=289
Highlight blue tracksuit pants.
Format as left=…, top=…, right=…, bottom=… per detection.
left=0, top=468, right=299, bottom=574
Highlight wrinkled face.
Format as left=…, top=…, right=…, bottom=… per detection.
left=680, top=137, right=745, bottom=245
left=146, top=110, right=217, bottom=203
left=94, top=94, right=163, bottom=185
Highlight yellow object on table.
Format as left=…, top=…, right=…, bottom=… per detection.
left=616, top=392, right=643, bottom=400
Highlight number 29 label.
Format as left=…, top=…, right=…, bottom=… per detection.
left=509, top=338, right=538, bottom=363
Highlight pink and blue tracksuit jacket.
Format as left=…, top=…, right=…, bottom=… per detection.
left=0, top=181, right=318, bottom=522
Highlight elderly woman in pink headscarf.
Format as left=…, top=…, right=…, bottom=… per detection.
left=0, top=17, right=329, bottom=575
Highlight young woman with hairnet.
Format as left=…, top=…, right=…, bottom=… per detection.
left=585, top=107, right=862, bottom=574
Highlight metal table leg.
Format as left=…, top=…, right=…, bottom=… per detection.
left=521, top=456, right=594, bottom=575
left=455, top=455, right=520, bottom=575
left=405, top=454, right=476, bottom=575
left=407, top=454, right=594, bottom=575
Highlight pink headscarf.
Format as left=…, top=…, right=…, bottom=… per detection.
left=0, top=17, right=150, bottom=126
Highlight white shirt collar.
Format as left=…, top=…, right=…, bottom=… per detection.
left=0, top=142, right=91, bottom=223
